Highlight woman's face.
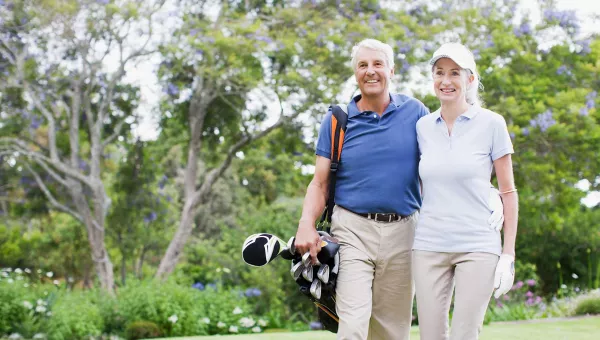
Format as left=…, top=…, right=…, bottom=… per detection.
left=432, top=58, right=473, bottom=105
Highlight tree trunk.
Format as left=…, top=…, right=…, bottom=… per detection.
left=155, top=201, right=196, bottom=279
left=69, top=181, right=115, bottom=294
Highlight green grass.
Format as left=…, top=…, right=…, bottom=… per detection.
left=162, top=316, right=600, bottom=340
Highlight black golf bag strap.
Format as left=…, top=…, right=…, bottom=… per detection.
left=319, top=104, right=348, bottom=232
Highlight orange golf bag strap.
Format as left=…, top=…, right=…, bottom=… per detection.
left=319, top=104, right=348, bottom=231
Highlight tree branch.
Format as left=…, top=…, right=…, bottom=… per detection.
left=0, top=137, right=94, bottom=187
left=102, top=118, right=127, bottom=148
left=24, top=163, right=84, bottom=223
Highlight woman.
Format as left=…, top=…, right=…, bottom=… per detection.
left=412, top=42, right=519, bottom=340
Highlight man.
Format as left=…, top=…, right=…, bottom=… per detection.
left=294, top=39, right=504, bottom=340
left=294, top=38, right=427, bottom=340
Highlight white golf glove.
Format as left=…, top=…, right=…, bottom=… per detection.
left=493, top=254, right=515, bottom=299
left=488, top=187, right=504, bottom=231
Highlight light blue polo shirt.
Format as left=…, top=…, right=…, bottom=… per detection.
left=315, top=93, right=429, bottom=216
left=413, top=105, right=514, bottom=255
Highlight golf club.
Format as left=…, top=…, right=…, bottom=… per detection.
left=317, top=264, right=329, bottom=284
left=242, top=233, right=296, bottom=267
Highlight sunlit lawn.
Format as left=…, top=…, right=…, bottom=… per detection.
left=163, top=316, right=600, bottom=340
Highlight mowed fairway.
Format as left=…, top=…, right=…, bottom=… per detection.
left=163, top=316, right=600, bottom=340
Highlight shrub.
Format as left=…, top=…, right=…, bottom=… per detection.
left=573, top=290, right=600, bottom=315
left=125, top=321, right=162, bottom=340
left=46, top=291, right=103, bottom=340
left=0, top=280, right=29, bottom=335
left=106, top=280, right=208, bottom=337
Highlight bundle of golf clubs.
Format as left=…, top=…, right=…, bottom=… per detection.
left=241, top=231, right=341, bottom=331
left=289, top=233, right=340, bottom=301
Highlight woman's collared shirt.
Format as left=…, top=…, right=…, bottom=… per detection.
left=413, top=105, right=514, bottom=255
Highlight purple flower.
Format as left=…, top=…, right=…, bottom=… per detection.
left=522, top=127, right=529, bottom=136
left=244, top=288, right=262, bottom=297
left=526, top=279, right=536, bottom=286
left=556, top=65, right=572, bottom=76
left=496, top=301, right=503, bottom=308
left=579, top=107, right=589, bottom=116
left=509, top=132, right=515, bottom=139
left=514, top=23, right=532, bottom=37
left=472, top=49, right=480, bottom=60
left=543, top=9, right=580, bottom=32
left=396, top=41, right=410, bottom=54
left=192, top=282, right=205, bottom=290
left=535, top=296, right=542, bottom=304
left=207, top=283, right=217, bottom=290
left=526, top=297, right=534, bottom=306
left=503, top=295, right=510, bottom=301
left=526, top=291, right=534, bottom=298
left=189, top=29, right=198, bottom=36
left=578, top=39, right=591, bottom=54
left=309, top=321, right=323, bottom=330
left=166, top=83, right=178, bottom=96
left=97, top=0, right=110, bottom=4
left=401, top=60, right=410, bottom=73
left=484, top=37, right=495, bottom=48
left=586, top=99, right=595, bottom=109
left=529, top=110, right=556, bottom=132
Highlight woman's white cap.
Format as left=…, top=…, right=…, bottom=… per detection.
left=429, top=43, right=477, bottom=73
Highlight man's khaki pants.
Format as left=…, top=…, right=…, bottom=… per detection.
left=331, top=206, right=417, bottom=340
left=412, top=250, right=499, bottom=340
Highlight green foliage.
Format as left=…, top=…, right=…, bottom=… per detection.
left=0, top=279, right=29, bottom=335
left=176, top=199, right=317, bottom=328
left=46, top=291, right=104, bottom=340
left=573, top=291, right=600, bottom=315
left=125, top=320, right=163, bottom=340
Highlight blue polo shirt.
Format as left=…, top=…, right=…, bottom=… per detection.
left=315, top=94, right=429, bottom=216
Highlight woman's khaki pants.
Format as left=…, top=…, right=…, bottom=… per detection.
left=331, top=206, right=418, bottom=340
left=412, top=250, right=499, bottom=340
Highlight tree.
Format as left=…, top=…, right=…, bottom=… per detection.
left=153, top=0, right=361, bottom=278
left=0, top=0, right=165, bottom=293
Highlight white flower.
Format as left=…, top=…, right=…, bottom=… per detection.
left=16, top=276, right=23, bottom=281
left=32, top=333, right=45, bottom=339
left=53, top=280, right=59, bottom=285
left=1, top=271, right=8, bottom=277
left=228, top=325, right=238, bottom=333
left=232, top=306, right=243, bottom=315
left=37, top=299, right=45, bottom=305
left=14, top=268, right=23, bottom=274
left=46, top=311, right=52, bottom=316
left=258, top=319, right=268, bottom=327
left=7, top=278, right=13, bottom=283
left=239, top=317, right=255, bottom=328
left=35, top=305, right=47, bottom=313
left=46, top=272, right=53, bottom=278
left=168, top=314, right=178, bottom=324
left=37, top=269, right=42, bottom=274
left=6, top=268, right=12, bottom=272
left=8, top=333, right=22, bottom=339
left=201, top=317, right=210, bottom=324
left=252, top=326, right=262, bottom=333
left=572, top=273, right=579, bottom=279
left=222, top=267, right=231, bottom=274
left=24, top=268, right=31, bottom=274
left=216, top=268, right=221, bottom=273
left=217, top=321, right=226, bottom=328
left=67, top=277, right=74, bottom=283
left=23, top=283, right=29, bottom=288
left=561, top=284, right=567, bottom=289
left=23, top=301, right=33, bottom=309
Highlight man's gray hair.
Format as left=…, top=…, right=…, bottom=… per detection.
left=351, top=39, right=395, bottom=70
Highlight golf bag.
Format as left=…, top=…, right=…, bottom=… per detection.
left=296, top=104, right=347, bottom=333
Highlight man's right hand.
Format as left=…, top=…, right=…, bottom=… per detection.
left=295, top=221, right=322, bottom=265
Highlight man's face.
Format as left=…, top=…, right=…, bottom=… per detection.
left=354, top=48, right=393, bottom=98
